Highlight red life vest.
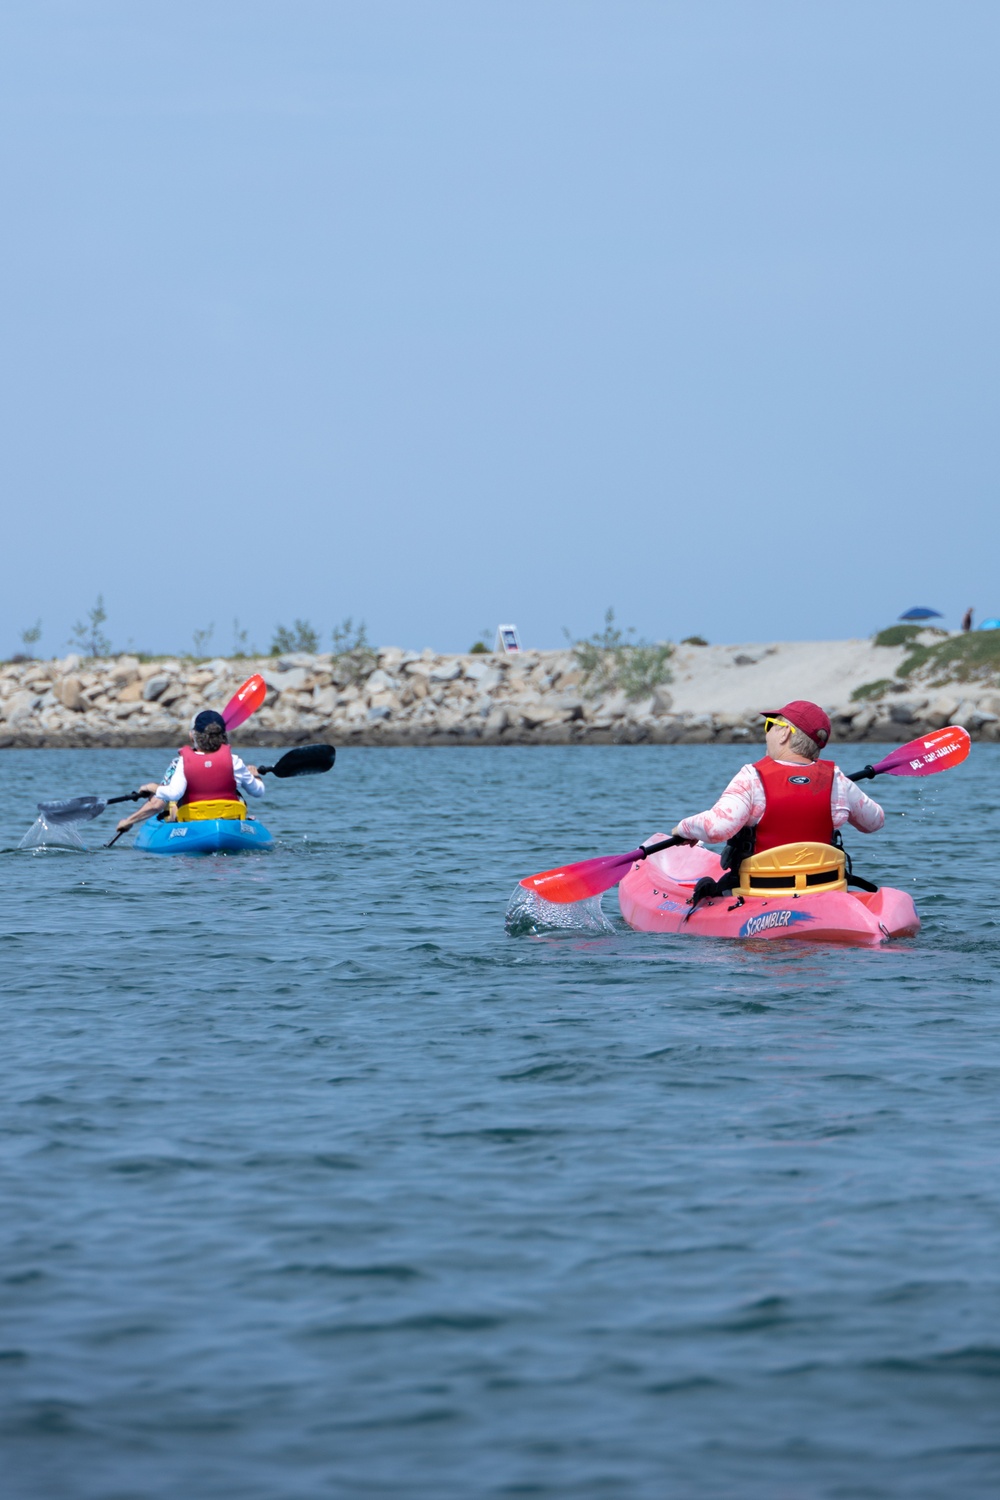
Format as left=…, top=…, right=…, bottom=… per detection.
left=752, top=756, right=835, bottom=853
left=179, top=744, right=239, bottom=805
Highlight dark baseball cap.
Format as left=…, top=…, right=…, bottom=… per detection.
left=191, top=709, right=226, bottom=733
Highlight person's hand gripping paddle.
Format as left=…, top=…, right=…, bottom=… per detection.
left=518, top=726, right=972, bottom=905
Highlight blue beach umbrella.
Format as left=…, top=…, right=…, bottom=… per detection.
left=898, top=607, right=943, bottom=621
left=979, top=619, right=1000, bottom=630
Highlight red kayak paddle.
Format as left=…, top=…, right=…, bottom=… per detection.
left=222, top=673, right=267, bottom=731
left=846, top=724, right=970, bottom=780
left=519, top=835, right=689, bottom=906
left=519, top=725, right=972, bottom=905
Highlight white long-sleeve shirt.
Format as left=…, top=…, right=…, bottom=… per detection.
left=155, top=752, right=265, bottom=803
left=675, top=759, right=884, bottom=845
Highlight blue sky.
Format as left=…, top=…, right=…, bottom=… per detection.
left=1, top=2, right=997, bottom=656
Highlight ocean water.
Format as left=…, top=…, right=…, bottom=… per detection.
left=1, top=744, right=998, bottom=1500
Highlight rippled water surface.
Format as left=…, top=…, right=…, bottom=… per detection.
left=1, top=744, right=998, bottom=1499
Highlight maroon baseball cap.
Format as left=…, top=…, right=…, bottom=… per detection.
left=760, top=700, right=831, bottom=747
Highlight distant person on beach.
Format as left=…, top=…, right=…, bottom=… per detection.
left=664, top=700, right=884, bottom=868
left=962, top=607, right=974, bottom=632
left=114, top=709, right=265, bottom=835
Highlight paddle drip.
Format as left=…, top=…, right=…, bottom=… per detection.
left=505, top=884, right=614, bottom=937
left=19, top=816, right=87, bottom=853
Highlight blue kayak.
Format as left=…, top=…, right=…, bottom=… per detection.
left=133, top=818, right=274, bottom=855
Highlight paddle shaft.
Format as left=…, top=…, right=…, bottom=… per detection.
left=255, top=763, right=324, bottom=776
left=637, top=835, right=689, bottom=858
left=518, top=727, right=968, bottom=902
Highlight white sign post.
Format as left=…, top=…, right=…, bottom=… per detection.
left=495, top=624, right=521, bottom=654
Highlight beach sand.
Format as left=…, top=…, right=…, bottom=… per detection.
left=668, top=638, right=908, bottom=716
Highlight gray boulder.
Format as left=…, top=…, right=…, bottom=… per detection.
left=4, top=691, right=41, bottom=724
left=277, top=653, right=320, bottom=670
left=57, top=676, right=85, bottom=711
left=261, top=667, right=309, bottom=693
left=142, top=675, right=171, bottom=702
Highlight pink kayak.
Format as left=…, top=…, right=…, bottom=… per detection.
left=618, top=836, right=920, bottom=946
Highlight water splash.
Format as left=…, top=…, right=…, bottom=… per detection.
left=505, top=884, right=614, bottom=936
left=18, top=817, right=87, bottom=853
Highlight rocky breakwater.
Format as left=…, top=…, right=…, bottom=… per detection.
left=0, top=649, right=668, bottom=748
left=1, top=644, right=999, bottom=749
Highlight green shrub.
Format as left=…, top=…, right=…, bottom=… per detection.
left=231, top=618, right=252, bottom=658
left=861, top=629, right=1000, bottom=685
left=898, top=645, right=934, bottom=677
left=873, top=623, right=946, bottom=648
left=191, top=623, right=214, bottom=656
left=681, top=635, right=708, bottom=646
left=568, top=608, right=673, bottom=701
left=850, top=678, right=897, bottom=702
left=330, top=617, right=376, bottom=683
left=271, top=619, right=320, bottom=655
left=470, top=641, right=489, bottom=654
left=69, top=596, right=112, bottom=658
left=20, top=620, right=41, bottom=658
left=905, top=630, right=1000, bottom=683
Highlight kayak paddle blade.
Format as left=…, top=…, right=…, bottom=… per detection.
left=267, top=744, right=336, bottom=778
left=223, top=674, right=267, bottom=731
left=36, top=796, right=107, bottom=825
left=871, top=725, right=971, bottom=778
left=519, top=848, right=645, bottom=904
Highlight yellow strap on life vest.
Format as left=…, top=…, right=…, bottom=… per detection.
left=176, top=799, right=247, bottom=823
left=737, top=841, right=847, bottom=896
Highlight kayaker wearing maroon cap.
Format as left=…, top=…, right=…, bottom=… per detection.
left=667, top=699, right=884, bottom=854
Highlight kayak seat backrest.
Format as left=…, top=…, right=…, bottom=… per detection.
left=737, top=841, right=847, bottom=897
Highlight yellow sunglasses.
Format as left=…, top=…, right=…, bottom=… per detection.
left=763, top=716, right=792, bottom=733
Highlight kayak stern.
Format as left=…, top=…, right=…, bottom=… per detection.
left=132, top=818, right=274, bottom=855
left=618, top=837, right=919, bottom=946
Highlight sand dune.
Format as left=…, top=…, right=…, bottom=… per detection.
left=669, top=638, right=908, bottom=715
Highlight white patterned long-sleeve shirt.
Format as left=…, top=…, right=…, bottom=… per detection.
left=675, top=760, right=884, bottom=845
